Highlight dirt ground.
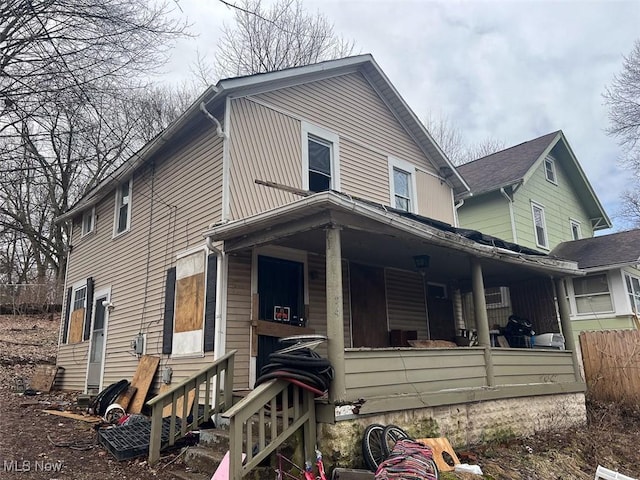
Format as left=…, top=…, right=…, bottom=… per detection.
left=1, top=314, right=639, bottom=480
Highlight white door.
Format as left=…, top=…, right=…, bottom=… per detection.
left=87, top=295, right=107, bottom=392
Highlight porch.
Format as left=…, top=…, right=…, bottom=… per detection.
left=206, top=191, right=585, bottom=414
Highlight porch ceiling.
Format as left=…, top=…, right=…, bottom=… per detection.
left=204, top=192, right=581, bottom=282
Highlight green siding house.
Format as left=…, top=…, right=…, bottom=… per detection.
left=456, top=131, right=639, bottom=341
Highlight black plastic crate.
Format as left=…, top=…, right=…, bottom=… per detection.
left=98, top=417, right=181, bottom=461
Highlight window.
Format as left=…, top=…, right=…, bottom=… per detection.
left=114, top=179, right=132, bottom=235
left=544, top=157, right=557, bottom=184
left=570, top=219, right=582, bottom=240
left=573, top=274, right=613, bottom=314
left=67, top=284, right=87, bottom=344
left=427, top=283, right=447, bottom=299
left=302, top=122, right=339, bottom=192
left=81, top=208, right=95, bottom=236
left=625, top=274, right=640, bottom=314
left=531, top=202, right=549, bottom=249
left=388, top=157, right=417, bottom=213
left=485, top=286, right=510, bottom=309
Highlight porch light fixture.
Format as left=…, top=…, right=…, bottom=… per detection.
left=413, top=254, right=430, bottom=273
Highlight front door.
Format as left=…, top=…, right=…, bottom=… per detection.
left=87, top=295, right=107, bottom=392
left=257, top=256, right=304, bottom=375
left=350, top=263, right=389, bottom=347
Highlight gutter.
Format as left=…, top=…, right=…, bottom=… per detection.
left=203, top=192, right=582, bottom=276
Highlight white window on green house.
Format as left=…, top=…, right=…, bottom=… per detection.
left=625, top=274, right=640, bottom=314
left=573, top=274, right=613, bottom=314
left=114, top=179, right=132, bottom=235
left=531, top=202, right=548, bottom=249
left=388, top=157, right=417, bottom=213
left=570, top=219, right=581, bottom=240
left=544, top=157, right=557, bottom=184
left=82, top=208, right=95, bottom=236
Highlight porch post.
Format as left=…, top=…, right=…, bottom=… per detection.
left=554, top=277, right=583, bottom=382
left=326, top=225, right=346, bottom=402
left=470, top=257, right=494, bottom=387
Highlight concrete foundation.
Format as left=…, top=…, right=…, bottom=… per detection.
left=318, top=392, right=586, bottom=469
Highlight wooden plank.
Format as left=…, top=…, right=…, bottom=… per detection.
left=416, top=437, right=460, bottom=472
left=175, top=273, right=205, bottom=333
left=30, top=365, right=60, bottom=392
left=115, top=386, right=138, bottom=412
left=350, top=263, right=388, bottom=348
left=68, top=308, right=85, bottom=343
left=42, top=410, right=101, bottom=423
left=255, top=320, right=314, bottom=338
left=128, top=355, right=161, bottom=414
left=159, top=384, right=196, bottom=417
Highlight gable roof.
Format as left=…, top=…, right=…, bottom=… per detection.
left=457, top=131, right=560, bottom=195
left=551, top=229, right=640, bottom=270
left=457, top=130, right=611, bottom=230
left=57, top=54, right=468, bottom=222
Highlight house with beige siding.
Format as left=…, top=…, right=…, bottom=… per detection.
left=56, top=56, right=588, bottom=472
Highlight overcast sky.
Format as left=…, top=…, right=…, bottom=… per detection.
left=165, top=0, right=640, bottom=231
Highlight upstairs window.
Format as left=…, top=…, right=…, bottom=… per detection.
left=82, top=208, right=95, bottom=236
left=531, top=202, right=549, bottom=249
left=388, top=157, right=417, bottom=213
left=570, top=219, right=582, bottom=240
left=302, top=122, right=339, bottom=193
left=544, top=157, right=557, bottom=184
left=114, top=179, right=132, bottom=236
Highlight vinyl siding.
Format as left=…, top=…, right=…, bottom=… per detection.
left=385, top=268, right=428, bottom=339
left=416, top=171, right=455, bottom=224
left=227, top=72, right=453, bottom=219
left=58, top=126, right=224, bottom=391
left=228, top=97, right=302, bottom=220
left=457, top=191, right=513, bottom=242
left=226, top=253, right=252, bottom=389
left=513, top=158, right=593, bottom=251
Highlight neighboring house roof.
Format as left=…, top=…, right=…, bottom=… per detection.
left=457, top=130, right=611, bottom=230
left=204, top=190, right=581, bottom=277
left=57, top=54, right=468, bottom=222
left=551, top=229, right=640, bottom=270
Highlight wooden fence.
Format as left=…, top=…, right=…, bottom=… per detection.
left=579, top=330, right=640, bottom=405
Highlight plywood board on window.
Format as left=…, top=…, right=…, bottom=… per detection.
left=30, top=365, right=61, bottom=392
left=175, top=272, right=205, bottom=333
left=68, top=308, right=85, bottom=343
left=128, top=355, right=160, bottom=414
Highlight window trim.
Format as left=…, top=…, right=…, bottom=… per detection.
left=531, top=201, right=549, bottom=250
left=66, top=279, right=88, bottom=344
left=388, top=157, right=418, bottom=213
left=544, top=156, right=557, bottom=185
left=301, top=122, right=340, bottom=192
left=570, top=218, right=582, bottom=240
left=624, top=272, right=640, bottom=315
left=113, top=178, right=132, bottom=238
left=81, top=207, right=95, bottom=237
left=570, top=273, right=614, bottom=316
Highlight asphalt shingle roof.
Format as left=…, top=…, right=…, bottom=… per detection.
left=551, top=229, right=640, bottom=269
left=457, top=131, right=560, bottom=194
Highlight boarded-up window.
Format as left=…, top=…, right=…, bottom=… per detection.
left=172, top=250, right=206, bottom=355
left=68, top=286, right=87, bottom=343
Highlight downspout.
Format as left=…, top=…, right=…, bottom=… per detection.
left=200, top=102, right=226, bottom=139
left=453, top=199, right=464, bottom=227
left=500, top=187, right=518, bottom=244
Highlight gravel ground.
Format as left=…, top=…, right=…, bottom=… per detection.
left=1, top=314, right=640, bottom=480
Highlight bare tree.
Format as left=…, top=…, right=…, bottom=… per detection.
left=215, top=0, right=356, bottom=78
left=424, top=112, right=504, bottom=166
left=604, top=40, right=640, bottom=227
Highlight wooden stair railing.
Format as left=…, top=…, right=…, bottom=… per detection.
left=146, top=350, right=236, bottom=464
left=222, top=378, right=317, bottom=480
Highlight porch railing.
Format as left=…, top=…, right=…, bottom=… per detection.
left=146, top=350, right=236, bottom=464
left=222, top=378, right=317, bottom=480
